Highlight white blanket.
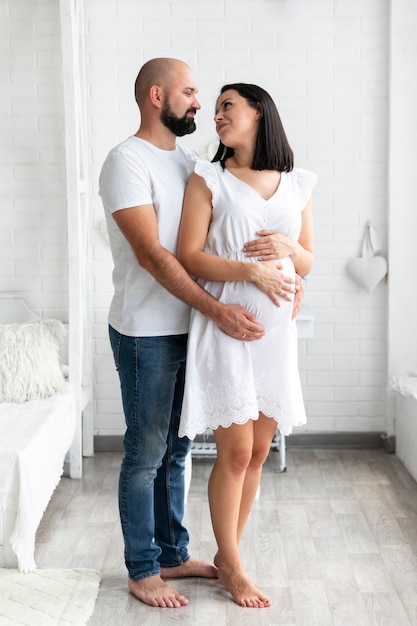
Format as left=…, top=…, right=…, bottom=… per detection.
left=0, top=386, right=76, bottom=572
left=390, top=375, right=417, bottom=399
left=0, top=568, right=101, bottom=625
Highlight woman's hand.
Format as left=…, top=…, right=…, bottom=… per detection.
left=249, top=262, right=295, bottom=306
left=243, top=206, right=315, bottom=279
left=243, top=229, right=295, bottom=261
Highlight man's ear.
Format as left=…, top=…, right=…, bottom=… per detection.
left=149, top=85, right=164, bottom=108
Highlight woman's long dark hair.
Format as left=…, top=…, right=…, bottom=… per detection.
left=211, top=83, right=294, bottom=172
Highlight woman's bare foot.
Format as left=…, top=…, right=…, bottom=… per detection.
left=160, top=557, right=218, bottom=579
left=128, top=575, right=188, bottom=608
left=217, top=564, right=271, bottom=608
left=214, top=551, right=220, bottom=569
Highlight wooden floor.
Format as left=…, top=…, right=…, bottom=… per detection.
left=35, top=447, right=417, bottom=625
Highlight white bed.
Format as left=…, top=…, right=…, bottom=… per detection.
left=0, top=294, right=78, bottom=572
left=0, top=391, right=77, bottom=572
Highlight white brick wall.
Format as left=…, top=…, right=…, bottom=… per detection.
left=1, top=1, right=68, bottom=321
left=2, top=0, right=390, bottom=437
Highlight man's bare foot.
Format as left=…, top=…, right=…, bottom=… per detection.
left=128, top=575, right=188, bottom=608
left=217, top=564, right=271, bottom=608
left=160, top=557, right=218, bottom=579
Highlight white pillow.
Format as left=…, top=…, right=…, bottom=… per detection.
left=0, top=319, right=67, bottom=403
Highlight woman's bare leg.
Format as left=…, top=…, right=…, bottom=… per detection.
left=209, top=420, right=272, bottom=607
left=237, top=413, right=278, bottom=543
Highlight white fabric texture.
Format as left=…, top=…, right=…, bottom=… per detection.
left=0, top=320, right=67, bottom=403
left=0, top=568, right=101, bottom=625
left=0, top=389, right=77, bottom=572
left=390, top=375, right=417, bottom=399
left=179, top=163, right=317, bottom=439
left=99, top=136, right=199, bottom=337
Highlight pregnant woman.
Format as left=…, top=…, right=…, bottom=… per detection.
left=178, top=83, right=317, bottom=608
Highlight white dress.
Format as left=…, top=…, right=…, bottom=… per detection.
left=178, top=160, right=317, bottom=439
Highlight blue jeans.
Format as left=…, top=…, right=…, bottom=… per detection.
left=109, top=326, right=192, bottom=581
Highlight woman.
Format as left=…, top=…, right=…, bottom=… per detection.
left=178, top=84, right=317, bottom=608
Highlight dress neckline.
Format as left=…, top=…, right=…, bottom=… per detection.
left=223, top=165, right=283, bottom=202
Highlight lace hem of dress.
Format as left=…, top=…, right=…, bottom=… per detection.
left=181, top=405, right=304, bottom=439
left=180, top=372, right=306, bottom=439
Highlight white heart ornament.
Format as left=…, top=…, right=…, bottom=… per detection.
left=346, top=256, right=387, bottom=293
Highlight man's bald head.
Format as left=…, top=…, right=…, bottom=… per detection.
left=134, top=58, right=190, bottom=110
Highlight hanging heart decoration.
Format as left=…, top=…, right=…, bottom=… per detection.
left=346, top=222, right=388, bottom=293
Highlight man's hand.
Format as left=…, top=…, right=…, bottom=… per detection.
left=212, top=303, right=265, bottom=341
left=292, top=274, right=304, bottom=320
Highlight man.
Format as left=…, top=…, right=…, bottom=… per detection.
left=99, top=58, right=267, bottom=609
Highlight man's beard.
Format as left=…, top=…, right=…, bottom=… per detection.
left=161, top=99, right=197, bottom=137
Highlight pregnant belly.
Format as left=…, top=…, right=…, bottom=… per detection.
left=202, top=257, right=296, bottom=331
left=225, top=281, right=294, bottom=329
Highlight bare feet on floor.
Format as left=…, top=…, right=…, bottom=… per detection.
left=128, top=575, right=188, bottom=608
left=216, top=560, right=271, bottom=608
left=160, top=556, right=218, bottom=579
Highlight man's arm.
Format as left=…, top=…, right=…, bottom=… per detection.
left=112, top=204, right=265, bottom=341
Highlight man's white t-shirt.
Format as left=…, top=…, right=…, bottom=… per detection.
left=99, top=136, right=199, bottom=337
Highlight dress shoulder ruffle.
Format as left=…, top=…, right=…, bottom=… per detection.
left=291, top=168, right=318, bottom=210
left=194, top=160, right=220, bottom=205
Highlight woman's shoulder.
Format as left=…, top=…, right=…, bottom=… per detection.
left=283, top=168, right=318, bottom=210
left=194, top=159, right=221, bottom=176
left=286, top=167, right=317, bottom=189
left=193, top=160, right=222, bottom=203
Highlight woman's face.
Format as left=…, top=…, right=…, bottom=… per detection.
left=214, top=89, right=260, bottom=148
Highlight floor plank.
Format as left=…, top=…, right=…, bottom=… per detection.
left=34, top=448, right=417, bottom=625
